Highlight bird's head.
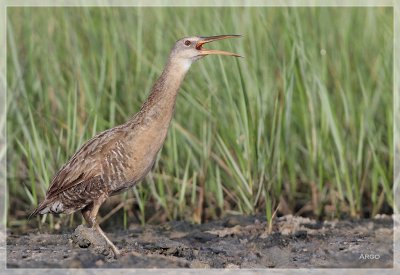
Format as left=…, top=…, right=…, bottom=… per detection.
left=169, top=35, right=242, bottom=70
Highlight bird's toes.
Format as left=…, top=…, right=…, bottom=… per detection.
left=110, top=246, right=122, bottom=258
left=72, top=225, right=111, bottom=254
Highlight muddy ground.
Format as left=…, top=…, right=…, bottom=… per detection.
left=6, top=215, right=393, bottom=268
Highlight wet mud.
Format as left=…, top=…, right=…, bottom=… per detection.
left=7, top=215, right=393, bottom=268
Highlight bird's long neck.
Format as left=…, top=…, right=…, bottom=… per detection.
left=135, top=58, right=191, bottom=127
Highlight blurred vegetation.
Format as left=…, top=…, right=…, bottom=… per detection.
left=7, top=7, right=393, bottom=230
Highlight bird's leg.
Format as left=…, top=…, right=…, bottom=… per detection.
left=81, top=194, right=121, bottom=257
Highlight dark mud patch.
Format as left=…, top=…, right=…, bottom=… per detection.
left=7, top=215, right=393, bottom=268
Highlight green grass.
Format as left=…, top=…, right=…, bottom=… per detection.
left=6, top=7, right=393, bottom=228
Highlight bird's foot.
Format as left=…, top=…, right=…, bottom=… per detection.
left=72, top=225, right=118, bottom=260
left=109, top=243, right=121, bottom=258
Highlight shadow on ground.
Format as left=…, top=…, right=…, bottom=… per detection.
left=7, top=215, right=393, bottom=268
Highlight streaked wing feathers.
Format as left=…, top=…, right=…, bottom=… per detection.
left=44, top=127, right=127, bottom=200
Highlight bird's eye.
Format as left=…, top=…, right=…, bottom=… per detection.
left=184, top=40, right=191, bottom=46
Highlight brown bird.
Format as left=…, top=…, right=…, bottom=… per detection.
left=30, top=35, right=241, bottom=257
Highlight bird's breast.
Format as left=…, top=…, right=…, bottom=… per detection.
left=106, top=112, right=173, bottom=194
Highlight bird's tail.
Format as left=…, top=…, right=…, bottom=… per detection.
left=28, top=201, right=49, bottom=220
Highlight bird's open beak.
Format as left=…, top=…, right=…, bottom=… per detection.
left=196, top=35, right=242, bottom=57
